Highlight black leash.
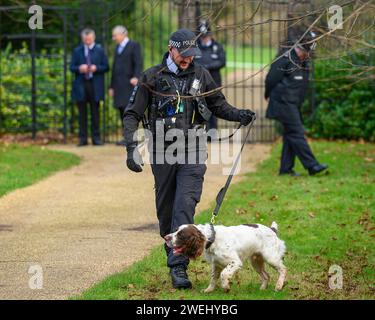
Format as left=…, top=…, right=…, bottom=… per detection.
left=205, top=119, right=256, bottom=250
left=210, top=123, right=242, bottom=142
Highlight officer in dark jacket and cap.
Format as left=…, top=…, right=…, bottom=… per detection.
left=195, top=21, right=226, bottom=131
left=124, top=28, right=255, bottom=289
left=265, top=30, right=328, bottom=176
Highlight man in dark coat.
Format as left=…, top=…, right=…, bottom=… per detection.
left=70, top=28, right=109, bottom=146
left=109, top=25, right=143, bottom=145
left=265, top=30, right=328, bottom=176
left=123, top=28, right=255, bottom=290
left=195, top=21, right=226, bottom=132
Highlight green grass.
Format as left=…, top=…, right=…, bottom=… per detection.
left=77, top=141, right=374, bottom=300
left=225, top=46, right=276, bottom=66
left=0, top=144, right=80, bottom=197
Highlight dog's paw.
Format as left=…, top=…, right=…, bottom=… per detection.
left=203, top=287, right=215, bottom=293
left=223, top=287, right=231, bottom=293
left=274, top=285, right=283, bottom=292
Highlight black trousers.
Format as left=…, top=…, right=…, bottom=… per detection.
left=151, top=162, right=206, bottom=268
left=280, top=121, right=318, bottom=173
left=77, top=80, right=101, bottom=142
left=118, top=106, right=126, bottom=127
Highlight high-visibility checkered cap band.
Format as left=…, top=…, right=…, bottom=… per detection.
left=169, top=28, right=201, bottom=57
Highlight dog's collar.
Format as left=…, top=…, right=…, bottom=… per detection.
left=205, top=223, right=216, bottom=250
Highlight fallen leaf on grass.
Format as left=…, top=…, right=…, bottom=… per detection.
left=235, top=208, right=247, bottom=215
left=308, top=212, right=316, bottom=218
left=289, top=286, right=300, bottom=291
left=270, top=195, right=278, bottom=201
left=248, top=202, right=256, bottom=208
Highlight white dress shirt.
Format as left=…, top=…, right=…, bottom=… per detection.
left=166, top=54, right=179, bottom=74
left=117, top=37, right=129, bottom=55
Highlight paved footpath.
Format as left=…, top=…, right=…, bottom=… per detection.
left=0, top=143, right=270, bottom=299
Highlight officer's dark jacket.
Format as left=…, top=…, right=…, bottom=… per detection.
left=265, top=49, right=310, bottom=123
left=124, top=52, right=241, bottom=151
left=195, top=39, right=225, bottom=86
left=70, top=44, right=109, bottom=102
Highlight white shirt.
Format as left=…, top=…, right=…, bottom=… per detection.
left=166, top=54, right=179, bottom=74
left=84, top=43, right=95, bottom=57
left=118, top=37, right=129, bottom=55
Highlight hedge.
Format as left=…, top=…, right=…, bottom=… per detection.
left=302, top=50, right=375, bottom=142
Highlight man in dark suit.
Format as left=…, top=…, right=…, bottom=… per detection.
left=70, top=28, right=109, bottom=146
left=109, top=25, right=142, bottom=146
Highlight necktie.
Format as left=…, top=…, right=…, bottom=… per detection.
left=86, top=48, right=92, bottom=80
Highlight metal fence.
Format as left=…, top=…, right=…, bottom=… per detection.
left=0, top=0, right=313, bottom=144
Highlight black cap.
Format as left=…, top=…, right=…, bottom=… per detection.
left=169, top=28, right=201, bottom=57
left=198, top=21, right=211, bottom=36
left=289, top=27, right=317, bottom=52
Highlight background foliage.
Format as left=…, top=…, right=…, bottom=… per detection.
left=302, top=49, right=375, bottom=142
left=0, top=44, right=67, bottom=134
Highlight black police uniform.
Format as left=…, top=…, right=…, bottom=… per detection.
left=265, top=49, right=319, bottom=173
left=124, top=52, right=252, bottom=270
left=195, top=39, right=225, bottom=87
left=195, top=39, right=226, bottom=131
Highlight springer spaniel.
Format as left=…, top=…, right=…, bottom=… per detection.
left=164, top=222, right=287, bottom=292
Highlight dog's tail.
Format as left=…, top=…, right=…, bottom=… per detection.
left=270, top=221, right=278, bottom=234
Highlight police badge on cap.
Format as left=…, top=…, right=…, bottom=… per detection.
left=169, top=28, right=201, bottom=57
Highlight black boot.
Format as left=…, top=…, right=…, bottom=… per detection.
left=170, top=265, right=192, bottom=289
left=308, top=164, right=328, bottom=176
left=279, top=170, right=301, bottom=177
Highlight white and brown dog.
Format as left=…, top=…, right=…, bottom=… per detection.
left=164, top=222, right=287, bottom=292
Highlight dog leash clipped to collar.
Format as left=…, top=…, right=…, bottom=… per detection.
left=210, top=118, right=256, bottom=226
left=205, top=223, right=216, bottom=250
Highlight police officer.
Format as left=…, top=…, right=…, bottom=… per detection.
left=123, top=29, right=255, bottom=289
left=265, top=30, right=328, bottom=176
left=195, top=21, right=226, bottom=132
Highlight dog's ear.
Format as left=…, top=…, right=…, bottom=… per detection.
left=177, top=225, right=206, bottom=259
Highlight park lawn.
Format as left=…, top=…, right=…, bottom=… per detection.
left=0, top=144, right=80, bottom=198
left=225, top=46, right=276, bottom=66
left=77, top=141, right=374, bottom=300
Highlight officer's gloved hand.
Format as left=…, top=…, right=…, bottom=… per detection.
left=239, top=109, right=256, bottom=126
left=126, top=145, right=144, bottom=173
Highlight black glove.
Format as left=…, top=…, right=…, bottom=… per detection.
left=239, top=109, right=256, bottom=126
left=126, top=145, right=144, bottom=173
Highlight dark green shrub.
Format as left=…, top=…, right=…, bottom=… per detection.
left=0, top=43, right=69, bottom=134
left=303, top=50, right=375, bottom=142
